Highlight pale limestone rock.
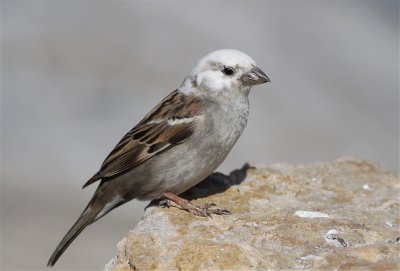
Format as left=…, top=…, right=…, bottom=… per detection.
left=105, top=157, right=400, bottom=270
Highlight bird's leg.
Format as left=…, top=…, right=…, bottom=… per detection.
left=162, top=192, right=231, bottom=217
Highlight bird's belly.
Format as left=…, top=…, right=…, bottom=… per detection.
left=115, top=128, right=239, bottom=201
left=134, top=139, right=231, bottom=200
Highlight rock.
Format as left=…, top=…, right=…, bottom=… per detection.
left=105, top=157, right=400, bottom=271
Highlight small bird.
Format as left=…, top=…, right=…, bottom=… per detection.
left=48, top=49, right=269, bottom=266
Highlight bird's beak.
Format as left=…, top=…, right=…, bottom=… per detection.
left=240, top=66, right=270, bottom=86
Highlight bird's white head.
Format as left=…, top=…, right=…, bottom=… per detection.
left=179, top=49, right=269, bottom=96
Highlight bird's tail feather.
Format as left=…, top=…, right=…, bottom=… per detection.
left=47, top=205, right=101, bottom=267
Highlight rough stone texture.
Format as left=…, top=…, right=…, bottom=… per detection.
left=105, top=157, right=400, bottom=271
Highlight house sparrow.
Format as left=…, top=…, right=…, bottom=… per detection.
left=48, top=49, right=269, bottom=267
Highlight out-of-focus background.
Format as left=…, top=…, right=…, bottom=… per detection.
left=1, top=0, right=398, bottom=269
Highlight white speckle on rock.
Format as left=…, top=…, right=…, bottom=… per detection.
left=295, top=210, right=329, bottom=218
left=326, top=229, right=338, bottom=235
left=324, top=229, right=348, bottom=247
left=385, top=221, right=394, bottom=227
left=363, top=184, right=372, bottom=191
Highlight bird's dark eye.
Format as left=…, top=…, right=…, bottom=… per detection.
left=222, top=67, right=235, bottom=76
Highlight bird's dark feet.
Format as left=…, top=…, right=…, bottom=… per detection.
left=161, top=192, right=231, bottom=217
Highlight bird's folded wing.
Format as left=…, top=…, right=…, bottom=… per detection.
left=83, top=90, right=204, bottom=188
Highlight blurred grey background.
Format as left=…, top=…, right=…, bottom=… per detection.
left=1, top=0, right=398, bottom=269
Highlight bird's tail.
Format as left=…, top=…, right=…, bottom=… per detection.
left=47, top=203, right=101, bottom=267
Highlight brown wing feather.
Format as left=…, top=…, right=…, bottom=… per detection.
left=83, top=90, right=204, bottom=188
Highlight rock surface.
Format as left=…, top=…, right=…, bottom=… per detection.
left=105, top=157, right=400, bottom=270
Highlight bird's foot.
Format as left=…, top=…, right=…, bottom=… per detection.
left=162, top=192, right=231, bottom=217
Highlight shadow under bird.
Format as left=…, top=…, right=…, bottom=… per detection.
left=48, top=49, right=270, bottom=267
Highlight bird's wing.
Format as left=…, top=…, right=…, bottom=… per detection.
left=83, top=90, right=204, bottom=188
